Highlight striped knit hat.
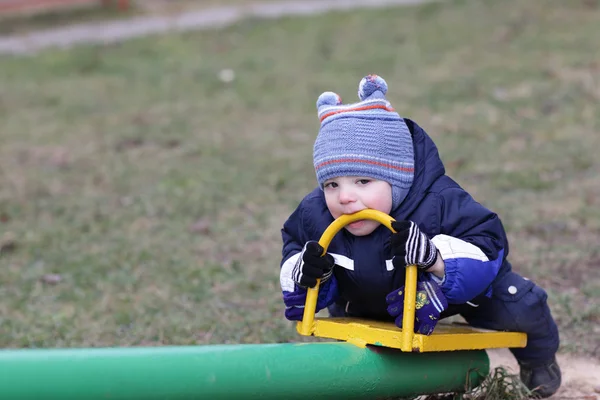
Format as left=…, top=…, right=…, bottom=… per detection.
left=313, top=75, right=414, bottom=210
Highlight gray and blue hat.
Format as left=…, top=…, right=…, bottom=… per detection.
left=313, top=75, right=415, bottom=209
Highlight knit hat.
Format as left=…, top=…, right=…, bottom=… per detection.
left=313, top=75, right=414, bottom=210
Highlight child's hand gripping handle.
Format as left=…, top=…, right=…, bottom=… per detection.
left=299, top=209, right=418, bottom=352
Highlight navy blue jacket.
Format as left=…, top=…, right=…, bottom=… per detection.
left=280, top=119, right=512, bottom=320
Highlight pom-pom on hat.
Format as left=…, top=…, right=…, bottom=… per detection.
left=313, top=75, right=414, bottom=210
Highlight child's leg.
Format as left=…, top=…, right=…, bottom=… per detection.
left=461, top=271, right=559, bottom=361
left=458, top=271, right=561, bottom=397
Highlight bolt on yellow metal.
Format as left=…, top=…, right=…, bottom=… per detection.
left=297, top=209, right=527, bottom=352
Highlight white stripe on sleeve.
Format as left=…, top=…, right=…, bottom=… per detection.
left=431, top=234, right=489, bottom=262
left=280, top=253, right=301, bottom=292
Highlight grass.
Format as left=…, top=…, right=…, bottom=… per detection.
left=0, top=0, right=599, bottom=364
left=419, top=367, right=532, bottom=400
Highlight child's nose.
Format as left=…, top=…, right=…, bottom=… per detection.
left=338, top=188, right=356, bottom=204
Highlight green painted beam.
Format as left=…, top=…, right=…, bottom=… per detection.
left=0, top=343, right=489, bottom=399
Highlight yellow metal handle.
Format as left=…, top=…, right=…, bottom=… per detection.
left=298, top=209, right=418, bottom=351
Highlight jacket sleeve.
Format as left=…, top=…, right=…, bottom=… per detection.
left=433, top=187, right=508, bottom=304
left=281, top=205, right=306, bottom=269
left=280, top=203, right=339, bottom=320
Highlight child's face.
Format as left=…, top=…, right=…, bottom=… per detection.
left=323, top=176, right=393, bottom=236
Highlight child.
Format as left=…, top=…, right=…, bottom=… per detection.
left=279, top=75, right=561, bottom=398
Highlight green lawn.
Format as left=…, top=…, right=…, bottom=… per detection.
left=0, top=0, right=598, bottom=357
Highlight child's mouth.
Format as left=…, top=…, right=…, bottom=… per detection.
left=348, top=220, right=365, bottom=229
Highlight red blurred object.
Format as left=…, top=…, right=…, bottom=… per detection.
left=0, top=0, right=129, bottom=14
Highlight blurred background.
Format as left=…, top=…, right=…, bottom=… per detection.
left=0, top=0, right=598, bottom=379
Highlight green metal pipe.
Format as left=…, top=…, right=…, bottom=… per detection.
left=0, top=343, right=489, bottom=399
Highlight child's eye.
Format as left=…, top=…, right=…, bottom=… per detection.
left=357, top=179, right=371, bottom=185
left=324, top=181, right=338, bottom=188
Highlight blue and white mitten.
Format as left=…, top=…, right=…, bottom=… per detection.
left=283, top=277, right=339, bottom=321
left=386, top=278, right=448, bottom=335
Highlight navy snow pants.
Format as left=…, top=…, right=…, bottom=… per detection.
left=441, top=270, right=560, bottom=363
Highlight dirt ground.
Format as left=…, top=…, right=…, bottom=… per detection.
left=488, top=349, right=600, bottom=399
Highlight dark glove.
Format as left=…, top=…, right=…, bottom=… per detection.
left=292, top=241, right=335, bottom=288
left=390, top=220, right=438, bottom=271
left=386, top=279, right=448, bottom=335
